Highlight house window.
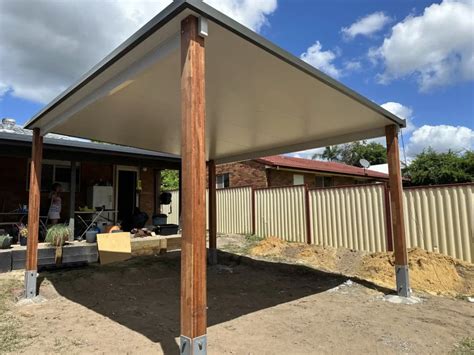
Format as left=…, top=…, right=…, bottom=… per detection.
left=293, top=174, right=304, bottom=185
left=216, top=173, right=230, bottom=189
left=27, top=160, right=80, bottom=192
left=315, top=176, right=333, bottom=188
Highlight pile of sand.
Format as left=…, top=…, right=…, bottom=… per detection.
left=248, top=237, right=473, bottom=296
left=357, top=248, right=473, bottom=296
left=249, top=236, right=288, bottom=256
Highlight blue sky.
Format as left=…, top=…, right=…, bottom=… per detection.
left=0, top=0, right=473, bottom=159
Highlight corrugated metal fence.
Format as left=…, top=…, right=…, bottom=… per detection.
left=309, top=184, right=388, bottom=252
left=161, top=183, right=473, bottom=262
left=255, top=185, right=308, bottom=243
left=403, top=184, right=473, bottom=263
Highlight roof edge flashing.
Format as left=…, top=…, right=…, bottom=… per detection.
left=26, top=0, right=405, bottom=131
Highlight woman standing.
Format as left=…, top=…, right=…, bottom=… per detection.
left=48, top=183, right=62, bottom=225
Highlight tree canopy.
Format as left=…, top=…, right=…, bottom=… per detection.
left=404, top=149, right=473, bottom=186
left=312, top=141, right=387, bottom=167
left=161, top=169, right=179, bottom=190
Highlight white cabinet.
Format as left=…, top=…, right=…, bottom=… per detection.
left=87, top=186, right=114, bottom=209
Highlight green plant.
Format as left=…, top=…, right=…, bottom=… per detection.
left=245, top=234, right=264, bottom=243
left=451, top=337, right=474, bottom=354
left=405, top=148, right=473, bottom=185
left=45, top=224, right=70, bottom=247
left=0, top=234, right=12, bottom=249
left=18, top=224, right=28, bottom=238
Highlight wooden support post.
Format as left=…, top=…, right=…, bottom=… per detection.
left=180, top=15, right=207, bottom=354
left=25, top=128, right=43, bottom=299
left=383, top=182, right=393, bottom=252
left=385, top=125, right=410, bottom=297
left=68, top=161, right=76, bottom=241
left=208, top=160, right=217, bottom=265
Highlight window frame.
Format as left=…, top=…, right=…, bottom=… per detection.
left=26, top=159, right=81, bottom=192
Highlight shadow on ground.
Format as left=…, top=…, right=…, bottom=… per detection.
left=38, top=251, right=391, bottom=354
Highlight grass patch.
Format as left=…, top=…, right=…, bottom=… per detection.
left=0, top=278, right=27, bottom=353
left=244, top=234, right=264, bottom=243
left=451, top=337, right=474, bottom=355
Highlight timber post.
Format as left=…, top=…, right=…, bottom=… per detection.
left=25, top=128, right=43, bottom=298
left=180, top=14, right=208, bottom=354
left=208, top=160, right=217, bottom=265
left=385, top=124, right=410, bottom=297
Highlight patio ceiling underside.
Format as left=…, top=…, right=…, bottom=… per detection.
left=26, top=3, right=405, bottom=164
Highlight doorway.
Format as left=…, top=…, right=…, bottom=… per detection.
left=116, top=167, right=138, bottom=229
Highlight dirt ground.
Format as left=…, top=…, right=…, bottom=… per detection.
left=247, top=236, right=474, bottom=297
left=0, top=234, right=473, bottom=354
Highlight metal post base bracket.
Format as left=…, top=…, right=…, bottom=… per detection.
left=180, top=335, right=207, bottom=355
left=395, top=265, right=410, bottom=298
left=24, top=270, right=38, bottom=299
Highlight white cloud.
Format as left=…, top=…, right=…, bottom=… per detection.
left=301, top=41, right=343, bottom=78
left=344, top=60, right=362, bottom=71
left=0, top=0, right=277, bottom=104
left=205, top=0, right=277, bottom=32
left=407, top=125, right=474, bottom=156
left=341, top=11, right=392, bottom=39
left=371, top=0, right=474, bottom=91
left=381, top=102, right=415, bottom=133
left=286, top=147, right=325, bottom=160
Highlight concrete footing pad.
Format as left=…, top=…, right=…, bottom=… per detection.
left=383, top=294, right=422, bottom=305
left=16, top=295, right=47, bottom=307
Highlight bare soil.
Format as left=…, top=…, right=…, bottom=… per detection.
left=0, top=234, right=472, bottom=354
left=248, top=236, right=474, bottom=297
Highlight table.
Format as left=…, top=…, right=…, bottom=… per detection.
left=75, top=209, right=119, bottom=239
left=0, top=212, right=48, bottom=237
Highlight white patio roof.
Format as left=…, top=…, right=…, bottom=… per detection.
left=25, top=0, right=405, bottom=164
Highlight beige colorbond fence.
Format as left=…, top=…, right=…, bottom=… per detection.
left=309, top=184, right=388, bottom=253
left=162, top=187, right=253, bottom=234
left=161, top=183, right=473, bottom=263
left=403, top=184, right=473, bottom=263
left=162, top=190, right=180, bottom=225
left=254, top=185, right=308, bottom=243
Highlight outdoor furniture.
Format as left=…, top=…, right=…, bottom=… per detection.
left=75, top=209, right=118, bottom=240
left=0, top=212, right=48, bottom=238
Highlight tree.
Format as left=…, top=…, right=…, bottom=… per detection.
left=404, top=148, right=473, bottom=186
left=339, top=141, right=387, bottom=167
left=313, top=141, right=387, bottom=167
left=312, top=146, right=341, bottom=161
left=161, top=170, right=179, bottom=190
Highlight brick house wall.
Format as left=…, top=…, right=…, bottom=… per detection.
left=214, top=160, right=379, bottom=189
left=139, top=168, right=155, bottom=222
left=214, top=161, right=268, bottom=188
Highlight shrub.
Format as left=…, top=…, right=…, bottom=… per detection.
left=45, top=224, right=70, bottom=247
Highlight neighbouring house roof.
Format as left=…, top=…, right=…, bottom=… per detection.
left=255, top=155, right=391, bottom=180
left=0, top=125, right=180, bottom=167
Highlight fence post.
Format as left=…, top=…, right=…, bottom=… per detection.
left=383, top=183, right=393, bottom=252
left=251, top=187, right=256, bottom=235
left=305, top=185, right=312, bottom=244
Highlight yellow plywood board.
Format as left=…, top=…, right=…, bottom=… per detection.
left=96, top=232, right=132, bottom=265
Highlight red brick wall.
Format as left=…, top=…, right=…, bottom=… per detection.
left=214, top=161, right=268, bottom=188
left=214, top=160, right=368, bottom=190
left=139, top=168, right=155, bottom=223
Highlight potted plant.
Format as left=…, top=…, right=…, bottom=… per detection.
left=46, top=224, right=70, bottom=265
left=0, top=234, right=12, bottom=249
left=18, top=224, right=28, bottom=246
